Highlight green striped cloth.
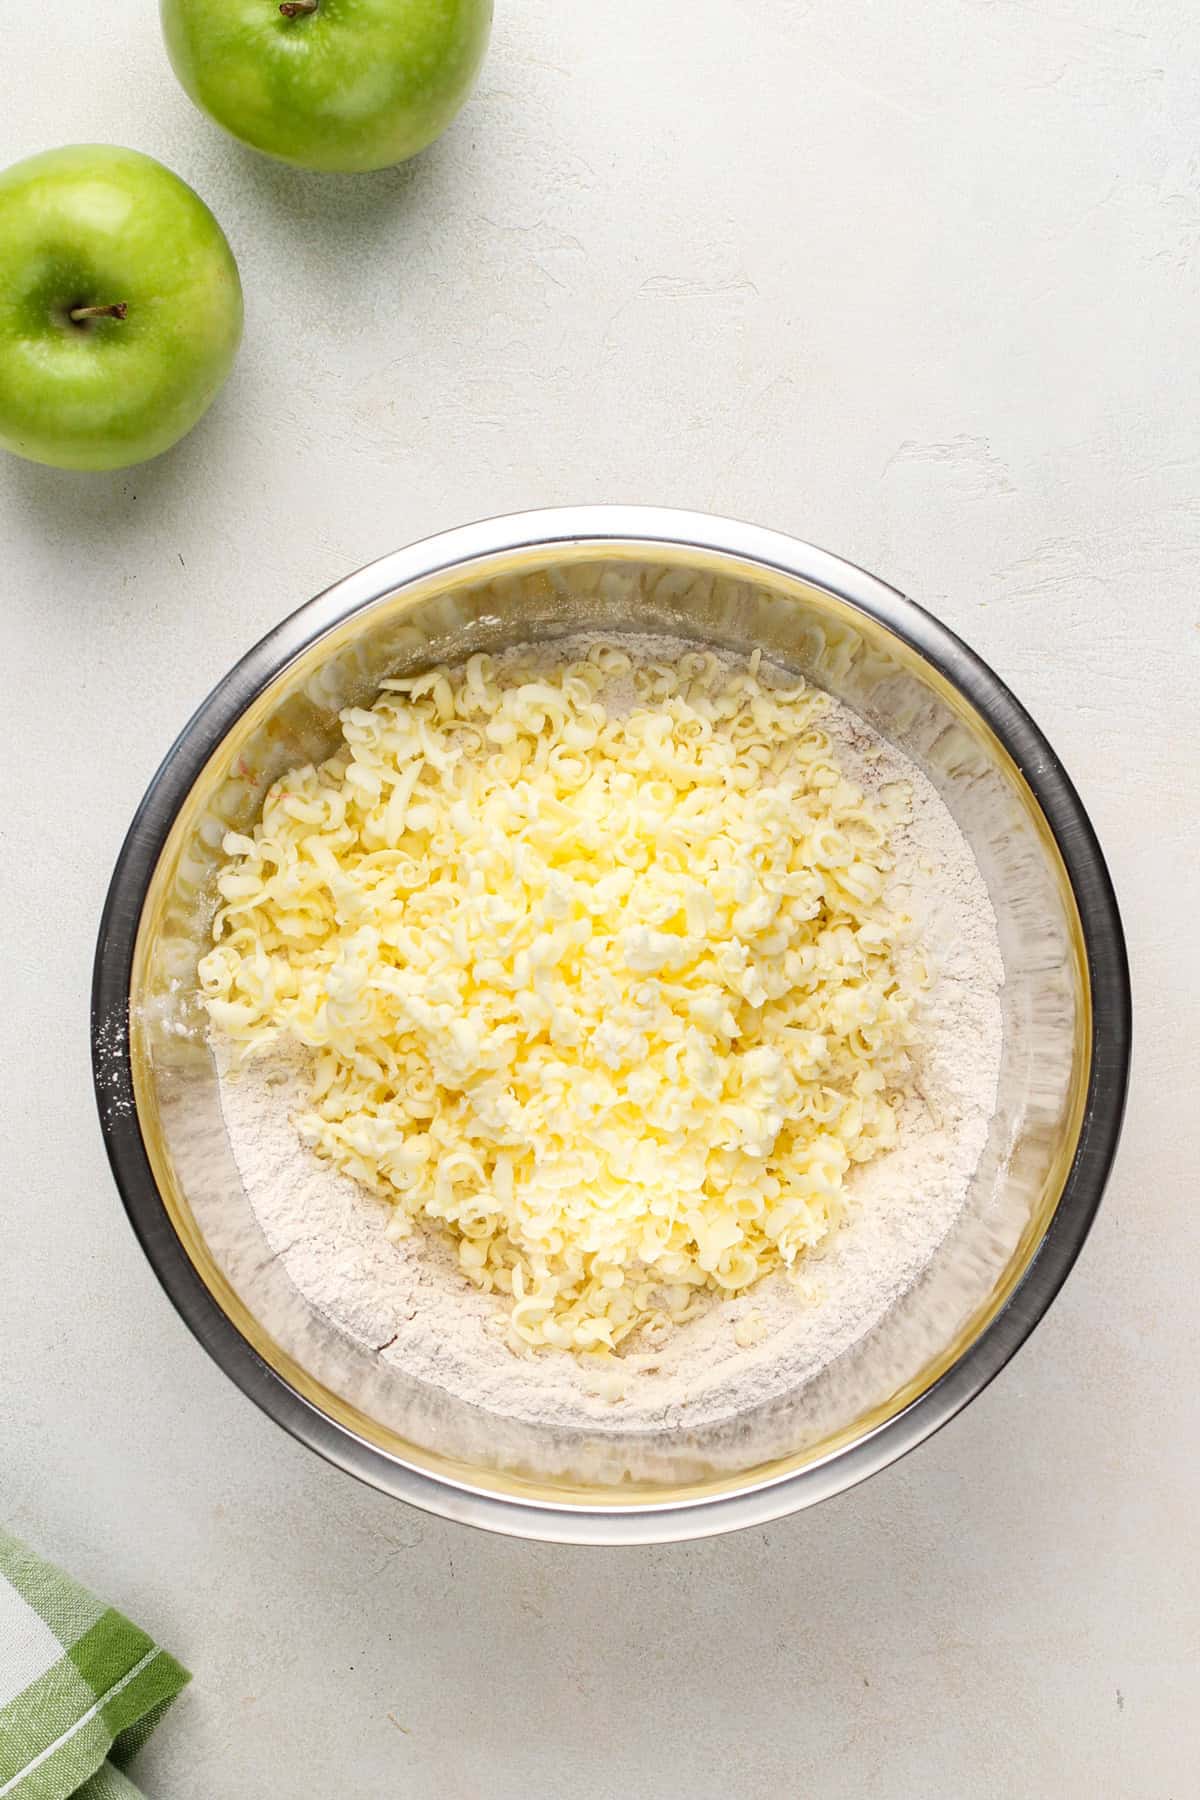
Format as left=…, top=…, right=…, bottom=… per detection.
left=0, top=1532, right=189, bottom=1800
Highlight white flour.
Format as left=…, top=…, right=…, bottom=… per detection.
left=214, top=640, right=1004, bottom=1432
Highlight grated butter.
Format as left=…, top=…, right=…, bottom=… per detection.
left=199, top=641, right=919, bottom=1355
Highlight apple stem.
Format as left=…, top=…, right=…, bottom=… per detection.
left=69, top=304, right=128, bottom=323
left=279, top=0, right=318, bottom=15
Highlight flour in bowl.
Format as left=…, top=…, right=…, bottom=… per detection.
left=211, top=639, right=1003, bottom=1430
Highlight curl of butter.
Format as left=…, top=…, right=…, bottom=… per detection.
left=199, top=643, right=917, bottom=1356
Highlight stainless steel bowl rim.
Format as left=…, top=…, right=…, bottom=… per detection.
left=91, top=506, right=1131, bottom=1544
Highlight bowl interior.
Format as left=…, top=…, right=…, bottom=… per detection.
left=117, top=534, right=1091, bottom=1520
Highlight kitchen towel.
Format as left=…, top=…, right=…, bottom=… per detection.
left=0, top=1530, right=189, bottom=1800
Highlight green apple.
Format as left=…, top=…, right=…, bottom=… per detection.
left=0, top=146, right=243, bottom=472
left=160, top=0, right=492, bottom=173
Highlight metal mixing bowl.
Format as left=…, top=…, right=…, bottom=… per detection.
left=92, top=508, right=1130, bottom=1543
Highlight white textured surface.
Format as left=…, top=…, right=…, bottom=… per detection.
left=1, top=1, right=1197, bottom=1795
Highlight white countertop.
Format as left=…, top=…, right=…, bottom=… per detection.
left=3, top=2, right=1197, bottom=1794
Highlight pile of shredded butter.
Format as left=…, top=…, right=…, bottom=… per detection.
left=199, top=641, right=920, bottom=1355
